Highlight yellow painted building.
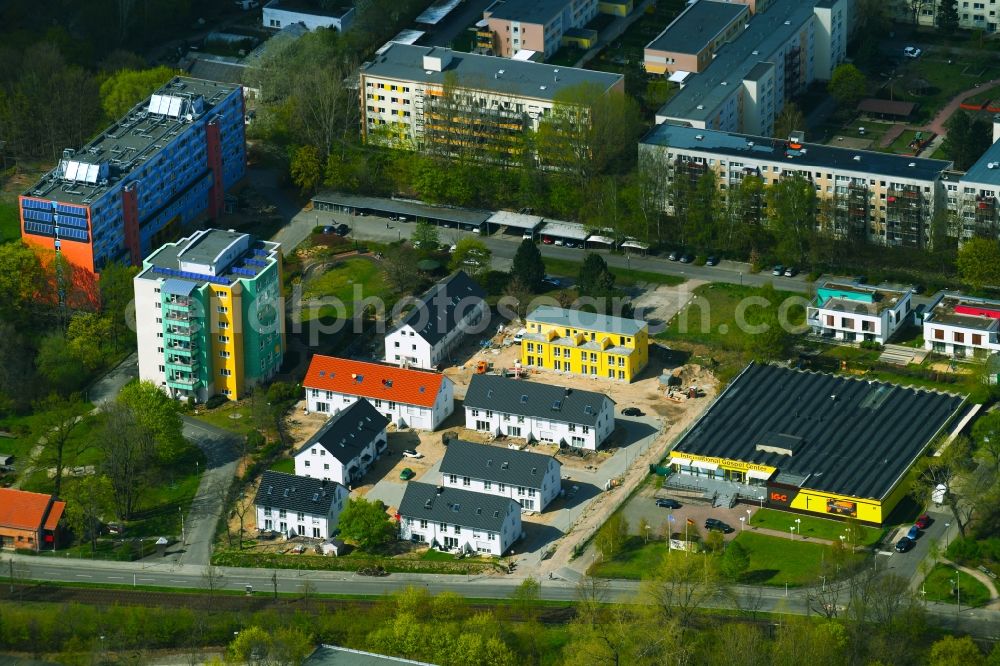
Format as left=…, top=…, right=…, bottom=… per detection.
left=522, top=306, right=649, bottom=382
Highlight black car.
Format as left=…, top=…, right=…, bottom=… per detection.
left=705, top=518, right=735, bottom=534
left=680, top=253, right=694, bottom=263
left=894, top=536, right=915, bottom=553
left=655, top=498, right=682, bottom=509
left=334, top=224, right=350, bottom=236
left=705, top=256, right=719, bottom=266
left=322, top=225, right=335, bottom=235
left=622, top=407, right=644, bottom=416
left=668, top=250, right=682, bottom=261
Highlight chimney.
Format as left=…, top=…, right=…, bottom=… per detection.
left=436, top=485, right=444, bottom=495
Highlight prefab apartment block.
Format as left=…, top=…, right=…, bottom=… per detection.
left=134, top=228, right=285, bottom=403
left=19, top=77, right=246, bottom=297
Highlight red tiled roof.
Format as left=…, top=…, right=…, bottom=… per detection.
left=43, top=501, right=66, bottom=531
left=0, top=488, right=57, bottom=531
left=304, top=355, right=446, bottom=408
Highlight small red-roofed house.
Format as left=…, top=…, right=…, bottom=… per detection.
left=303, top=355, right=454, bottom=430
left=0, top=488, right=66, bottom=551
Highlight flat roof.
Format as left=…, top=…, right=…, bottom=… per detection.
left=312, top=191, right=491, bottom=225
left=656, top=0, right=817, bottom=123
left=375, top=29, right=425, bottom=55
left=538, top=220, right=588, bottom=240
left=487, top=211, right=543, bottom=229
left=641, top=123, right=952, bottom=181
left=672, top=363, right=965, bottom=501
left=265, top=0, right=353, bottom=18
left=487, top=0, right=569, bottom=24
left=526, top=305, right=647, bottom=336
left=927, top=295, right=1000, bottom=331
left=361, top=44, right=623, bottom=104
left=963, top=137, right=1000, bottom=186
left=646, top=0, right=748, bottom=55
left=137, top=228, right=280, bottom=287
left=23, top=77, right=240, bottom=206
left=186, top=55, right=246, bottom=85
left=416, top=0, right=464, bottom=24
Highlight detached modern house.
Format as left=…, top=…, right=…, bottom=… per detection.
left=463, top=374, right=615, bottom=450
left=923, top=294, right=1000, bottom=359
left=304, top=355, right=455, bottom=430
left=384, top=271, right=488, bottom=370
left=295, top=398, right=389, bottom=486
left=439, top=439, right=562, bottom=512
left=397, top=482, right=522, bottom=556
left=253, top=470, right=349, bottom=539
left=0, top=488, right=65, bottom=551
left=807, top=282, right=912, bottom=344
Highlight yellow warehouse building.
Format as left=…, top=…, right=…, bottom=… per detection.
left=521, top=306, right=649, bottom=382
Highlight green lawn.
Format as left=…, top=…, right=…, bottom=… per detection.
left=749, top=508, right=883, bottom=547
left=0, top=200, right=19, bottom=243
left=962, top=83, right=1000, bottom=107
left=127, top=442, right=206, bottom=537
left=735, top=531, right=861, bottom=586
left=543, top=256, right=684, bottom=287
left=889, top=58, right=1000, bottom=122
left=269, top=457, right=294, bottom=473
left=922, top=564, right=992, bottom=607
left=191, top=401, right=255, bottom=437
left=301, top=258, right=393, bottom=321
left=656, top=283, right=805, bottom=349
left=588, top=536, right=669, bottom=580
left=884, top=129, right=925, bottom=155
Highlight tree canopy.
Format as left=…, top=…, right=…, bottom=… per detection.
left=510, top=239, right=545, bottom=293
left=98, top=66, right=176, bottom=120
left=828, top=64, right=868, bottom=108
left=956, top=237, right=1000, bottom=290
left=338, top=497, right=395, bottom=551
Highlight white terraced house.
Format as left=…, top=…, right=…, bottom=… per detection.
left=438, top=438, right=562, bottom=512
left=294, top=398, right=389, bottom=487
left=253, top=470, right=348, bottom=539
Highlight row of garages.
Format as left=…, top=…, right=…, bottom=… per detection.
left=312, top=191, right=650, bottom=252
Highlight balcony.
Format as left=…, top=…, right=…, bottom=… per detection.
left=166, top=355, right=199, bottom=369
left=166, top=322, right=200, bottom=338
left=167, top=374, right=199, bottom=386
left=166, top=341, right=197, bottom=354
left=165, top=296, right=191, bottom=308
left=164, top=310, right=192, bottom=323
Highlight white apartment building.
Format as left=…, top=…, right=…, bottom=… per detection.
left=294, top=398, right=389, bottom=486
left=398, top=482, right=522, bottom=556
left=896, top=0, right=998, bottom=33
left=253, top=471, right=348, bottom=539
left=384, top=271, right=488, bottom=370
left=807, top=282, right=913, bottom=344
left=303, top=355, right=455, bottom=430
left=923, top=294, right=1000, bottom=358
left=438, top=438, right=562, bottom=512
left=462, top=374, right=615, bottom=451
left=359, top=44, right=624, bottom=157
left=262, top=0, right=355, bottom=31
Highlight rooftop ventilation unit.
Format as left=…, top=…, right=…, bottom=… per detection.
left=853, top=155, right=861, bottom=162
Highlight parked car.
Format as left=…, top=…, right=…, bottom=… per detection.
left=784, top=266, right=798, bottom=277
left=564, top=240, right=577, bottom=248
left=680, top=253, right=694, bottom=263
left=772, top=264, right=785, bottom=276
left=907, top=524, right=920, bottom=540
left=668, top=250, right=682, bottom=261
left=322, top=225, right=335, bottom=235
left=903, top=46, right=922, bottom=58
left=523, top=231, right=534, bottom=240
left=705, top=256, right=719, bottom=266
left=399, top=468, right=415, bottom=481
left=915, top=514, right=931, bottom=530
left=705, top=518, right=734, bottom=534
left=402, top=449, right=423, bottom=459
left=895, top=536, right=915, bottom=552
left=554, top=238, right=565, bottom=246
left=542, top=236, right=554, bottom=244
left=543, top=275, right=564, bottom=287
left=622, top=407, right=644, bottom=416
left=655, top=498, right=682, bottom=509
left=334, top=224, right=349, bottom=236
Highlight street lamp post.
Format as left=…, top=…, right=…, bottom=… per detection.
left=794, top=518, right=802, bottom=539
left=644, top=524, right=651, bottom=544
left=951, top=576, right=961, bottom=613
left=944, top=522, right=951, bottom=549
left=789, top=525, right=796, bottom=540
left=180, top=507, right=186, bottom=545
left=740, top=516, right=745, bottom=531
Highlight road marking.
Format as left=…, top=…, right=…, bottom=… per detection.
left=138, top=578, right=155, bottom=582
left=107, top=576, right=123, bottom=580
left=170, top=579, right=186, bottom=583
left=75, top=575, right=92, bottom=578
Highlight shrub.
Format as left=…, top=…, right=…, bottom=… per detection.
left=266, top=381, right=300, bottom=405
left=694, top=255, right=707, bottom=266
left=205, top=394, right=229, bottom=410
left=859, top=340, right=883, bottom=351
left=946, top=535, right=981, bottom=563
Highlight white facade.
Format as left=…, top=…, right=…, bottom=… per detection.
left=384, top=304, right=489, bottom=370
left=398, top=504, right=521, bottom=556
left=294, top=430, right=388, bottom=486
left=255, top=484, right=348, bottom=540
left=923, top=297, right=1000, bottom=358
left=305, top=378, right=455, bottom=430
left=807, top=287, right=912, bottom=344
left=440, top=459, right=562, bottom=512
left=134, top=278, right=174, bottom=397
left=895, top=0, right=999, bottom=33
left=263, top=1, right=355, bottom=31
left=464, top=401, right=614, bottom=451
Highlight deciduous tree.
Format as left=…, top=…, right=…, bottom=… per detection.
left=577, top=252, right=616, bottom=299
left=828, top=64, right=868, bottom=108
left=118, top=380, right=185, bottom=463
left=98, top=402, right=156, bottom=521
left=410, top=220, right=439, bottom=252
left=32, top=394, right=87, bottom=496
left=944, top=110, right=993, bottom=170
left=595, top=512, right=629, bottom=561
left=63, top=475, right=114, bottom=553
left=956, top=237, right=1000, bottom=291
left=338, top=497, right=394, bottom=552
left=98, top=66, right=176, bottom=120
left=774, top=102, right=806, bottom=140
left=290, top=144, right=323, bottom=195
left=448, top=238, right=491, bottom=279
left=938, top=0, right=959, bottom=32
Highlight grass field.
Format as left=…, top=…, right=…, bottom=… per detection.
left=922, top=564, right=992, bottom=607
left=269, top=457, right=294, bottom=473
left=890, top=58, right=1000, bottom=122
left=588, top=536, right=669, bottom=580
left=191, top=401, right=256, bottom=437
left=735, top=531, right=855, bottom=586
left=301, top=258, right=392, bottom=321
left=0, top=200, right=19, bottom=244
left=749, top=509, right=883, bottom=547
left=543, top=256, right=685, bottom=287
left=962, top=83, right=1000, bottom=107
left=884, top=129, right=925, bottom=155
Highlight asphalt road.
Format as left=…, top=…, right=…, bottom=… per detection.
left=9, top=554, right=999, bottom=637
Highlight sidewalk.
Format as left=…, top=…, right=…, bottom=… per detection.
left=940, top=557, right=1000, bottom=610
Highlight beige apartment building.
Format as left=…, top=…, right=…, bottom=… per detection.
left=894, top=0, right=998, bottom=33
left=643, top=0, right=750, bottom=75
left=482, top=0, right=599, bottom=60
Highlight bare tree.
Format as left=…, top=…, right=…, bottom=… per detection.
left=99, top=402, right=155, bottom=521
left=642, top=551, right=724, bottom=627
left=32, top=394, right=86, bottom=497
left=201, top=565, right=224, bottom=596
left=231, top=490, right=255, bottom=550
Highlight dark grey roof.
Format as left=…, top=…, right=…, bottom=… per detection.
left=312, top=191, right=491, bottom=225
left=253, top=471, right=344, bottom=514
left=672, top=363, right=965, bottom=500
left=646, top=0, right=748, bottom=54
left=464, top=374, right=612, bottom=427
left=641, top=123, right=951, bottom=182
left=398, top=482, right=519, bottom=532
left=488, top=0, right=569, bottom=25
left=439, top=439, right=557, bottom=489
left=360, top=44, right=623, bottom=103
left=297, top=398, right=389, bottom=464
left=964, top=135, right=1000, bottom=186
left=396, top=271, right=486, bottom=346
left=187, top=57, right=246, bottom=85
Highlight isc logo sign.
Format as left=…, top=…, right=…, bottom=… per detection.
left=770, top=491, right=788, bottom=503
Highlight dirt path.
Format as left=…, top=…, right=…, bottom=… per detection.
left=941, top=557, right=1000, bottom=609
left=879, top=76, right=1000, bottom=151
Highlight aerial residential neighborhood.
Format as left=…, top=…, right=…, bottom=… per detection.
left=4, top=0, right=1000, bottom=663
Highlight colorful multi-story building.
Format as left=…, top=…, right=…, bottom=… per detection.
left=481, top=0, right=600, bottom=60
left=133, top=229, right=284, bottom=403
left=643, top=0, right=750, bottom=76
left=19, top=77, right=246, bottom=300
left=521, top=306, right=649, bottom=382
